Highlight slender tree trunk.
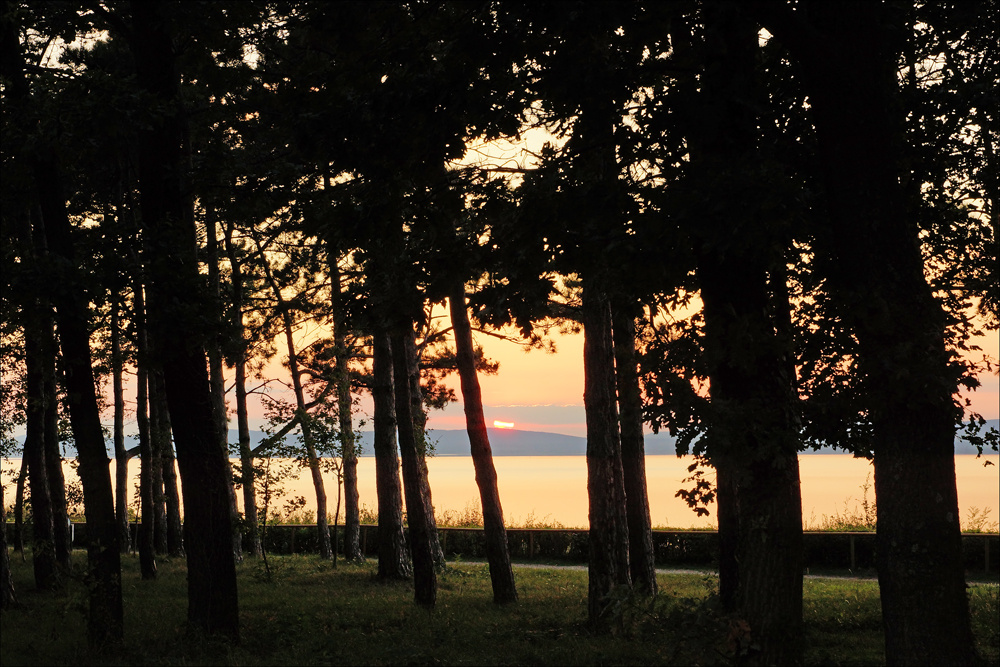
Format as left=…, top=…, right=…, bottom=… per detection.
left=329, top=259, right=361, bottom=562
left=13, top=456, right=27, bottom=557
left=0, top=483, right=16, bottom=608
left=43, top=339, right=69, bottom=570
left=131, top=0, right=239, bottom=639
left=161, top=441, right=184, bottom=556
left=372, top=329, right=411, bottom=580
left=111, top=295, right=131, bottom=553
left=260, top=251, right=332, bottom=560
left=148, top=370, right=169, bottom=555
left=392, top=328, right=437, bottom=607
left=224, top=224, right=261, bottom=557
left=205, top=212, right=242, bottom=561
left=449, top=283, right=517, bottom=603
left=37, top=153, right=124, bottom=648
left=133, top=275, right=157, bottom=579
left=582, top=284, right=631, bottom=626
left=611, top=306, right=656, bottom=597
left=404, top=330, right=445, bottom=567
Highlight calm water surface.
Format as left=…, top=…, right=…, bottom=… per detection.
left=7, top=454, right=997, bottom=530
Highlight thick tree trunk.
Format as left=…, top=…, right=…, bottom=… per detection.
left=754, top=4, right=979, bottom=663
left=611, top=306, right=656, bottom=597
left=372, top=329, right=411, bottom=579
left=582, top=284, right=631, bottom=626
left=686, top=5, right=804, bottom=662
left=392, top=328, right=437, bottom=607
left=449, top=283, right=518, bottom=603
left=330, top=260, right=361, bottom=562
left=131, top=0, right=239, bottom=640
left=24, top=326, right=58, bottom=590
left=404, top=330, right=445, bottom=567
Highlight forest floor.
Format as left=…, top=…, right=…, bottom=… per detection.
left=1, top=550, right=997, bottom=666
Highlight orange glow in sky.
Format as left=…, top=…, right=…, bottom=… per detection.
left=493, top=420, right=515, bottom=429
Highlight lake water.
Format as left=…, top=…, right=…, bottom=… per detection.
left=7, top=454, right=996, bottom=531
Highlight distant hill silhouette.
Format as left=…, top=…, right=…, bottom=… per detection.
left=10, top=419, right=998, bottom=457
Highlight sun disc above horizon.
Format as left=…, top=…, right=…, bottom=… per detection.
left=493, top=420, right=515, bottom=429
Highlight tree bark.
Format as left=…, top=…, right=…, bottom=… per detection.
left=224, top=223, right=261, bottom=557
left=611, top=306, right=656, bottom=597
left=404, top=329, right=446, bottom=567
left=148, top=370, right=169, bottom=555
left=133, top=275, right=157, bottom=579
left=372, top=329, right=411, bottom=579
left=330, top=259, right=361, bottom=562
left=582, top=284, right=632, bottom=626
left=111, top=294, right=132, bottom=553
left=130, top=0, right=239, bottom=640
left=0, top=483, right=16, bottom=609
left=753, top=3, right=979, bottom=663
left=42, top=317, right=69, bottom=570
left=392, top=328, right=437, bottom=607
left=24, top=323, right=58, bottom=590
left=161, top=439, right=184, bottom=557
left=685, top=5, right=804, bottom=662
left=13, top=456, right=27, bottom=557
left=449, top=282, right=518, bottom=603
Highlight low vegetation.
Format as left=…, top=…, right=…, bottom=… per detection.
left=1, top=551, right=996, bottom=666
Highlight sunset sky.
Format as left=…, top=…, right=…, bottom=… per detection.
left=242, top=310, right=999, bottom=440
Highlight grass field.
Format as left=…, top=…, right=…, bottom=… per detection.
left=1, top=551, right=997, bottom=666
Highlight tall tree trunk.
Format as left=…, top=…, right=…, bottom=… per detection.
left=13, top=456, right=27, bottom=557
left=148, top=370, right=169, bottom=555
left=391, top=328, right=437, bottom=607
left=260, top=247, right=332, bottom=560
left=611, top=306, right=656, bottom=597
left=582, top=284, right=631, bottom=626
left=404, top=330, right=445, bottom=567
left=111, top=294, right=131, bottom=553
left=133, top=279, right=157, bottom=580
left=205, top=211, right=242, bottom=561
left=24, top=320, right=58, bottom=590
left=0, top=483, right=16, bottom=608
left=131, top=0, right=239, bottom=639
left=161, top=440, right=184, bottom=557
left=330, top=259, right=361, bottom=562
left=754, top=4, right=979, bottom=663
left=449, top=282, right=517, bottom=603
left=687, top=5, right=804, bottom=662
left=2, top=6, right=123, bottom=639
left=224, top=224, right=261, bottom=557
left=43, top=319, right=70, bottom=570
left=36, top=150, right=124, bottom=649
left=372, top=329, right=411, bottom=579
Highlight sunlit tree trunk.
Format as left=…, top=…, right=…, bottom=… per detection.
left=372, top=329, right=411, bottom=579
left=111, top=293, right=132, bottom=553
left=449, top=282, right=517, bottom=603
left=0, top=483, right=16, bottom=608
left=133, top=279, right=157, bottom=580
left=148, top=370, right=169, bottom=555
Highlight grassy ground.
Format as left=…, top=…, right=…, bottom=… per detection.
left=1, top=550, right=996, bottom=666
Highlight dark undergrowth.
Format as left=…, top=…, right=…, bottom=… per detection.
left=1, top=550, right=996, bottom=666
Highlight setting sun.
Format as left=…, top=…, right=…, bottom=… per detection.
left=493, top=420, right=515, bottom=429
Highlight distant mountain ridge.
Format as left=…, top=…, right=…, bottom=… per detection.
left=11, top=419, right=998, bottom=457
